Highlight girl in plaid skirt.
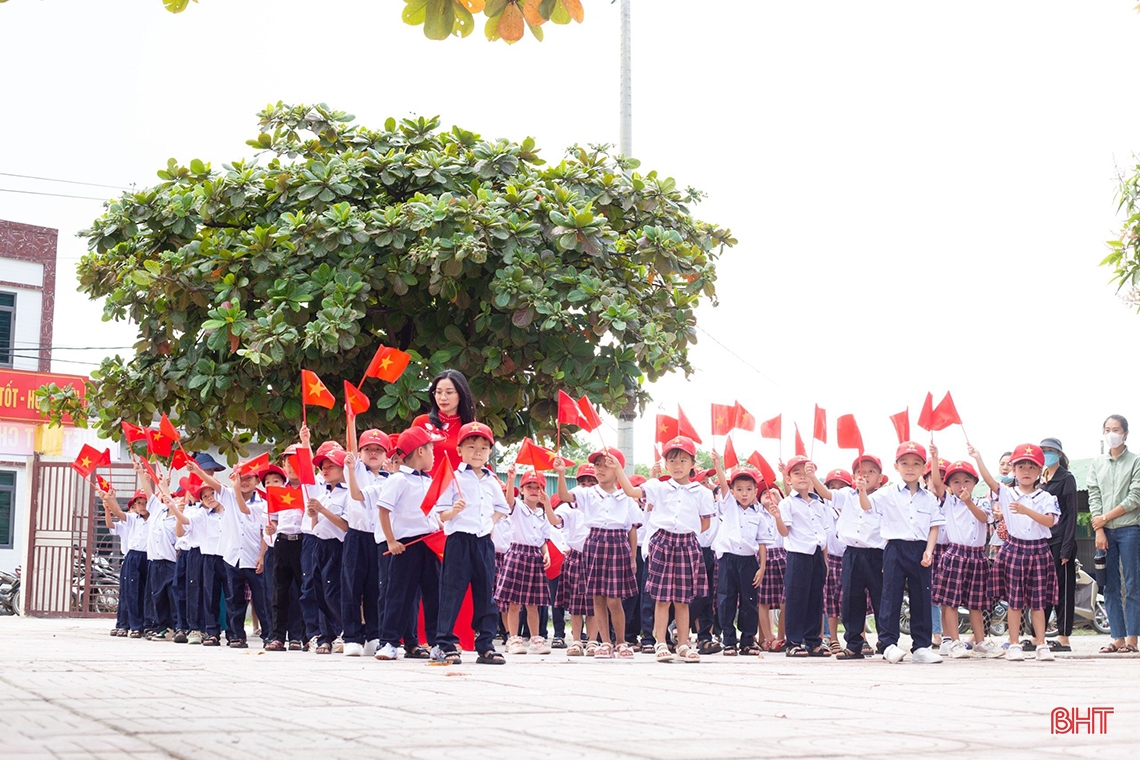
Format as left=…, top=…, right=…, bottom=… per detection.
left=544, top=493, right=594, bottom=656
left=617, top=436, right=715, bottom=663
left=757, top=485, right=787, bottom=651
left=491, top=507, right=512, bottom=642
left=970, top=443, right=1060, bottom=662
left=928, top=457, right=996, bottom=658
left=495, top=471, right=553, bottom=655
left=554, top=449, right=642, bottom=659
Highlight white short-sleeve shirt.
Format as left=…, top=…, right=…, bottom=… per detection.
left=641, top=478, right=716, bottom=535
left=365, top=467, right=438, bottom=542
left=777, top=492, right=829, bottom=555
left=870, top=483, right=946, bottom=542
left=995, top=484, right=1059, bottom=541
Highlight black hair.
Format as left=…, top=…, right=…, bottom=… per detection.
left=999, top=451, right=1012, bottom=461
left=1105, top=414, right=1129, bottom=434
left=428, top=369, right=476, bottom=428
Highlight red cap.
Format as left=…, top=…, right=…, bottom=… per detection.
left=259, top=464, right=288, bottom=484
left=457, top=422, right=494, bottom=446
left=359, top=429, right=390, bottom=451
left=944, top=460, right=979, bottom=482
left=693, top=468, right=711, bottom=482
left=895, top=441, right=927, bottom=463
left=824, top=469, right=854, bottom=488
left=923, top=458, right=950, bottom=477
left=388, top=433, right=401, bottom=451
left=283, top=443, right=300, bottom=458
left=728, top=468, right=760, bottom=487
left=313, top=447, right=347, bottom=469
left=315, top=440, right=343, bottom=458
left=629, top=474, right=647, bottom=487
left=851, top=454, right=883, bottom=474
left=395, top=427, right=433, bottom=456
left=1009, top=443, right=1045, bottom=468
left=784, top=456, right=811, bottom=476
left=519, top=471, right=545, bottom=488
left=588, top=447, right=626, bottom=469
left=662, top=435, right=696, bottom=459
left=128, top=489, right=148, bottom=505
left=549, top=494, right=562, bottom=509
left=574, top=463, right=597, bottom=480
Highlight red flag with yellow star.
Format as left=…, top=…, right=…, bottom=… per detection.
left=711, top=404, right=735, bottom=437
left=72, top=444, right=110, bottom=478
left=733, top=402, right=755, bottom=432
left=146, top=427, right=173, bottom=458
left=364, top=344, right=412, bottom=383
left=301, top=369, right=336, bottom=409
left=266, top=485, right=304, bottom=514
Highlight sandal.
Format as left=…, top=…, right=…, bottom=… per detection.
left=128, top=630, right=143, bottom=639
left=566, top=641, right=585, bottom=656
left=315, top=644, right=331, bottom=654
left=861, top=643, right=874, bottom=657
left=654, top=642, right=674, bottom=663
left=265, top=640, right=286, bottom=651
left=406, top=646, right=431, bottom=659
left=585, top=641, right=598, bottom=657
left=1100, top=642, right=1122, bottom=653
left=476, top=650, right=506, bottom=664
left=615, top=642, right=635, bottom=659
left=202, top=635, right=220, bottom=647
left=1047, top=640, right=1071, bottom=652
left=768, top=638, right=786, bottom=652
left=786, top=645, right=810, bottom=658
left=1120, top=644, right=1139, bottom=653
left=229, top=639, right=248, bottom=649
left=639, top=643, right=656, bottom=654
left=835, top=648, right=865, bottom=660
left=808, top=645, right=832, bottom=657
left=828, top=639, right=842, bottom=655
left=698, top=640, right=722, bottom=655
left=741, top=644, right=762, bottom=656
left=594, top=642, right=614, bottom=659
left=676, top=644, right=701, bottom=662
left=443, top=651, right=463, bottom=665
left=288, top=641, right=302, bottom=651
left=722, top=645, right=738, bottom=656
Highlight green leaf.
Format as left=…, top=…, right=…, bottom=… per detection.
left=163, top=0, right=192, bottom=12
left=424, top=0, right=455, bottom=40
left=129, top=270, right=154, bottom=288
left=190, top=158, right=206, bottom=174
left=453, top=1, right=475, bottom=37
left=402, top=0, right=429, bottom=24
left=485, top=0, right=508, bottom=16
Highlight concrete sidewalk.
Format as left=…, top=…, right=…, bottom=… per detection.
left=0, top=617, right=1134, bottom=759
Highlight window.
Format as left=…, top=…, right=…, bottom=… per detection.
left=0, top=471, right=13, bottom=550
left=0, top=291, right=14, bottom=367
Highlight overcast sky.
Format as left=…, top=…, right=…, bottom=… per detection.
left=2, top=1, right=1139, bottom=470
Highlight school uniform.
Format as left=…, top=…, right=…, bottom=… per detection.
left=187, top=504, right=226, bottom=639
left=111, top=512, right=150, bottom=632
left=931, top=494, right=992, bottom=610
left=641, top=479, right=715, bottom=604
left=545, top=518, right=569, bottom=640
left=340, top=463, right=386, bottom=647
left=220, top=487, right=272, bottom=644
left=833, top=487, right=884, bottom=653
left=712, top=496, right=771, bottom=649
left=144, top=497, right=179, bottom=632
left=269, top=503, right=306, bottom=644
left=778, top=491, right=830, bottom=650
left=173, top=504, right=202, bottom=633
left=492, top=513, right=512, bottom=615
left=870, top=483, right=945, bottom=653
left=368, top=465, right=441, bottom=650
left=495, top=499, right=552, bottom=608
left=301, top=483, right=348, bottom=647
left=691, top=500, right=721, bottom=644
left=433, top=463, right=510, bottom=654
left=756, top=510, right=787, bottom=607
left=989, top=484, right=1059, bottom=610
left=574, top=485, right=641, bottom=600
left=553, top=501, right=592, bottom=617
left=634, top=508, right=657, bottom=644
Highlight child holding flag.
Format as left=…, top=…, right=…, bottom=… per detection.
left=340, top=426, right=390, bottom=658
left=710, top=454, right=769, bottom=656
left=496, top=471, right=553, bottom=655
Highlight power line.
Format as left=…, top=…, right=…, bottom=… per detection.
left=0, top=187, right=112, bottom=202
left=0, top=172, right=131, bottom=191
left=694, top=324, right=804, bottom=404
left=3, top=352, right=105, bottom=367
left=9, top=345, right=136, bottom=352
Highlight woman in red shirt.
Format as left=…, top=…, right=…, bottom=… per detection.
left=412, top=369, right=477, bottom=469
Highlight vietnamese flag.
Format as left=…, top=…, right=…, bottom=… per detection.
left=364, top=344, right=412, bottom=383
left=760, top=414, right=782, bottom=440
left=344, top=380, right=370, bottom=418
left=723, top=436, right=739, bottom=469
left=931, top=392, right=962, bottom=431
left=419, top=454, right=456, bottom=515
left=711, top=403, right=735, bottom=437
left=139, top=458, right=163, bottom=491
left=836, top=414, right=864, bottom=454
left=72, top=444, right=110, bottom=478
left=576, top=396, right=602, bottom=433
left=748, top=450, right=778, bottom=487
left=733, top=402, right=755, bottom=432
left=545, top=540, right=566, bottom=580
left=916, top=392, right=935, bottom=432
left=794, top=424, right=806, bottom=457
left=889, top=409, right=910, bottom=444
left=96, top=475, right=112, bottom=492
left=813, top=405, right=827, bottom=444
left=146, top=427, right=173, bottom=458
left=515, top=438, right=571, bottom=472
left=558, top=390, right=584, bottom=427
left=301, top=369, right=336, bottom=410
left=423, top=530, right=447, bottom=560
left=655, top=414, right=679, bottom=445
left=677, top=406, right=703, bottom=444
left=293, top=445, right=317, bottom=487
left=120, top=421, right=148, bottom=445
left=170, top=448, right=190, bottom=471
left=238, top=451, right=271, bottom=476
left=266, top=485, right=304, bottom=514
left=159, top=413, right=181, bottom=443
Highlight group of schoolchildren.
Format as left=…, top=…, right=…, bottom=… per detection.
left=99, top=370, right=1062, bottom=665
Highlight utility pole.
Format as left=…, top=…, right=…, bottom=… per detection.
left=616, top=0, right=636, bottom=474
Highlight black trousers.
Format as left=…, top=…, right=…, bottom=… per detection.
left=784, top=548, right=826, bottom=649
left=1046, top=541, right=1077, bottom=638
left=380, top=536, right=440, bottom=648
left=717, top=553, right=760, bottom=647
left=272, top=536, right=305, bottom=643
left=880, top=540, right=931, bottom=653
left=691, top=546, right=720, bottom=641
left=147, top=559, right=177, bottom=631
left=841, top=547, right=883, bottom=652
left=341, top=529, right=381, bottom=645
left=436, top=532, right=498, bottom=654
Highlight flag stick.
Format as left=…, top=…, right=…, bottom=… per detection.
left=302, top=401, right=307, bottom=429
left=557, top=421, right=562, bottom=457
left=383, top=532, right=436, bottom=556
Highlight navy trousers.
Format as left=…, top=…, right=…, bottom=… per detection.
left=691, top=546, right=720, bottom=642
left=379, top=550, right=423, bottom=647
left=341, top=529, right=381, bottom=645
left=300, top=534, right=327, bottom=643
left=305, top=537, right=342, bottom=646
left=261, top=545, right=276, bottom=637
left=381, top=536, right=441, bottom=648
left=147, top=558, right=177, bottom=631
left=200, top=553, right=227, bottom=638
left=271, top=535, right=306, bottom=643
left=841, top=546, right=883, bottom=652
left=548, top=576, right=565, bottom=639
left=173, top=550, right=189, bottom=631
left=122, top=550, right=148, bottom=632
left=115, top=555, right=128, bottom=630
left=435, top=532, right=498, bottom=654
left=784, top=548, right=826, bottom=650
left=717, top=553, right=760, bottom=648
left=225, top=563, right=271, bottom=643
left=879, top=540, right=931, bottom=653
left=184, top=547, right=205, bottom=632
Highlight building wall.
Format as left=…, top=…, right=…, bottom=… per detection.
left=0, top=219, right=58, bottom=373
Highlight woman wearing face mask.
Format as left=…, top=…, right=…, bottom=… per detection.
left=1088, top=415, right=1140, bottom=653
left=1039, top=437, right=1077, bottom=652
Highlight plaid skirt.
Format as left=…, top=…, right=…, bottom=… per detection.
left=583, top=528, right=638, bottom=599
left=824, top=553, right=843, bottom=618
left=932, top=543, right=991, bottom=610
left=645, top=530, right=708, bottom=604
left=757, top=547, right=787, bottom=606
left=990, top=537, right=1057, bottom=610
left=495, top=544, right=551, bottom=607
left=553, top=549, right=592, bottom=616
left=931, top=543, right=945, bottom=572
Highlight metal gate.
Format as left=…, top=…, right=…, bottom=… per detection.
left=24, top=457, right=137, bottom=617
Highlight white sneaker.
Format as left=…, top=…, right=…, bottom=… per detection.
left=332, top=637, right=344, bottom=654
left=883, top=644, right=906, bottom=664
left=971, top=639, right=996, bottom=657
left=949, top=641, right=971, bottom=659
left=1035, top=645, right=1055, bottom=662
left=343, top=642, right=364, bottom=657
left=363, top=639, right=379, bottom=657
left=1006, top=644, right=1025, bottom=661
left=374, top=643, right=399, bottom=661
left=507, top=635, right=529, bottom=655
left=911, top=646, right=943, bottom=664
left=938, top=640, right=952, bottom=656
left=307, top=636, right=320, bottom=652
left=528, top=636, right=552, bottom=655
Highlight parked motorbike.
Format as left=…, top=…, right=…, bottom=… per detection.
left=0, top=566, right=21, bottom=615
left=71, top=546, right=120, bottom=614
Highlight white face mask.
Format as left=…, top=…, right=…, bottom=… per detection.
left=1105, top=432, right=1125, bottom=449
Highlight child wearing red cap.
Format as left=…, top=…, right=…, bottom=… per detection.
left=969, top=443, right=1060, bottom=662
left=100, top=483, right=151, bottom=638
left=923, top=456, right=951, bottom=652
left=809, top=466, right=854, bottom=655
left=496, top=471, right=553, bottom=655
left=768, top=457, right=831, bottom=657
left=432, top=422, right=510, bottom=664
left=616, top=436, right=714, bottom=663
left=545, top=475, right=594, bottom=656
left=298, top=447, right=350, bottom=654
left=555, top=448, right=642, bottom=659
left=756, top=482, right=787, bottom=651
left=863, top=442, right=945, bottom=664
left=928, top=454, right=995, bottom=658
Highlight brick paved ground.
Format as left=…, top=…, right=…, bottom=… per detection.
left=0, top=617, right=1135, bottom=759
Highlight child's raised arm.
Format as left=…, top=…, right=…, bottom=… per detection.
left=929, top=442, right=945, bottom=500
left=189, top=459, right=223, bottom=494
left=805, top=462, right=833, bottom=501
left=230, top=470, right=251, bottom=515
left=967, top=443, right=1000, bottom=494
left=344, top=451, right=364, bottom=502
left=553, top=457, right=575, bottom=505
left=611, top=455, right=643, bottom=500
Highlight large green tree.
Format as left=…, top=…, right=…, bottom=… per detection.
left=1104, top=157, right=1140, bottom=306
left=41, top=103, right=733, bottom=460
